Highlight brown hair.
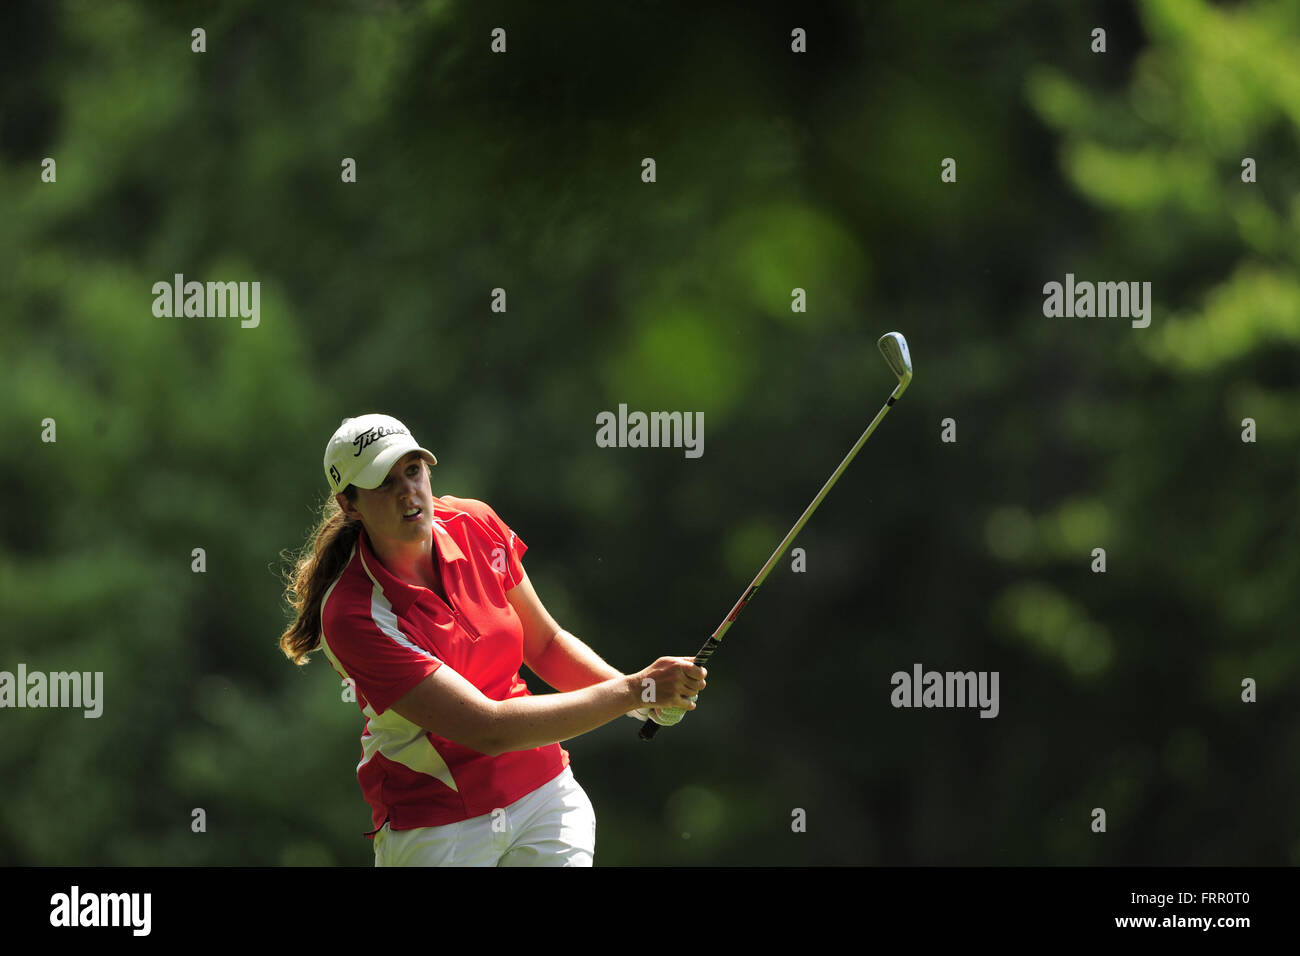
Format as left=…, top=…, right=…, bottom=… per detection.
left=279, top=485, right=360, bottom=666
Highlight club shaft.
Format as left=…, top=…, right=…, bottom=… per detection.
left=639, top=382, right=907, bottom=740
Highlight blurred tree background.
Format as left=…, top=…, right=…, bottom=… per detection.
left=1, top=0, right=1296, bottom=865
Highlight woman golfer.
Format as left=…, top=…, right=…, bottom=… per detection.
left=280, top=413, right=705, bottom=866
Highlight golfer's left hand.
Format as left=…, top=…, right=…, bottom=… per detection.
left=637, top=695, right=698, bottom=726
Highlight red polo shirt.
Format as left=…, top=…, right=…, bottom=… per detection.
left=318, top=495, right=569, bottom=835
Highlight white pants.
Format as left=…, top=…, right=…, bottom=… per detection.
left=373, top=767, right=596, bottom=867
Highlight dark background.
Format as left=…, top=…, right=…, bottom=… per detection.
left=2, top=0, right=1296, bottom=865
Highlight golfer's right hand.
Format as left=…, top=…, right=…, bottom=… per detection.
left=633, top=657, right=706, bottom=713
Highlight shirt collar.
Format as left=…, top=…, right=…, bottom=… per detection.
left=356, top=497, right=468, bottom=598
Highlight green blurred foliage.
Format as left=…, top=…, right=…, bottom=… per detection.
left=1, top=0, right=1296, bottom=866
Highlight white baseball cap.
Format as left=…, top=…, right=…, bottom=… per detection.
left=324, top=414, right=437, bottom=495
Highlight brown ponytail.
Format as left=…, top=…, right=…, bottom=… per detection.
left=279, top=486, right=361, bottom=666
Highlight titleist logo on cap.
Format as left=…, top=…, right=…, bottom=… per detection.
left=352, top=424, right=408, bottom=457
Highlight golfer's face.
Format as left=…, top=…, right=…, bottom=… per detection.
left=357, top=451, right=434, bottom=543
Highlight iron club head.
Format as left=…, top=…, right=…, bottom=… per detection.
left=877, top=332, right=913, bottom=395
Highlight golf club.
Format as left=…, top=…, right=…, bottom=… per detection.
left=639, top=331, right=914, bottom=739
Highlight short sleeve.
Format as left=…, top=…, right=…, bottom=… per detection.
left=321, top=608, right=444, bottom=715
left=453, top=498, right=529, bottom=590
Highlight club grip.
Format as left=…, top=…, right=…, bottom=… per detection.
left=638, top=639, right=719, bottom=741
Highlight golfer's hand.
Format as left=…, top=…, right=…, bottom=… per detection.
left=638, top=695, right=699, bottom=726
left=632, top=657, right=707, bottom=712
left=628, top=656, right=706, bottom=726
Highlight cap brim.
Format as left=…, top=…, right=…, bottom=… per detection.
left=352, top=444, right=438, bottom=489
